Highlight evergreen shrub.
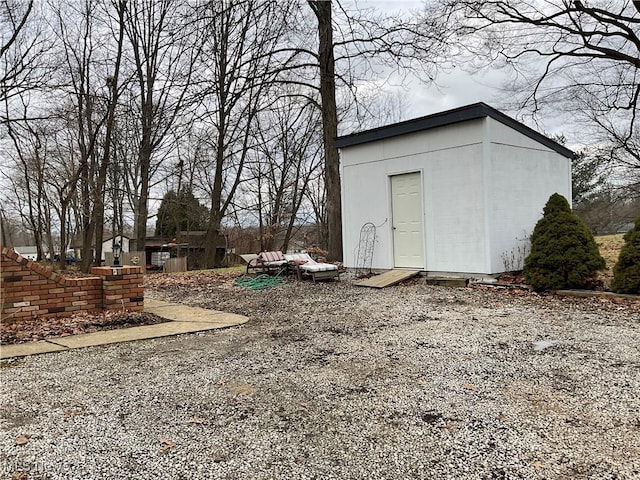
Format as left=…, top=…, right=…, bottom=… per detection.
left=611, top=218, right=640, bottom=294
left=524, top=193, right=605, bottom=291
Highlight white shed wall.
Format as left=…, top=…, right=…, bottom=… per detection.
left=342, top=120, right=490, bottom=272
left=485, top=119, right=572, bottom=273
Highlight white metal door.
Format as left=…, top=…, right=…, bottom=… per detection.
left=391, top=172, right=425, bottom=268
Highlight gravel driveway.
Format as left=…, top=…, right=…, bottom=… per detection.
left=1, top=275, right=639, bottom=479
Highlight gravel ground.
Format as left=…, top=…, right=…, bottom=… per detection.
left=1, top=275, right=639, bottom=479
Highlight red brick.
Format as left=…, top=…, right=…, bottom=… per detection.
left=1, top=266, right=23, bottom=273
left=5, top=282, right=31, bottom=290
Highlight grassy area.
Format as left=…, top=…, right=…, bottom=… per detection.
left=595, top=233, right=625, bottom=286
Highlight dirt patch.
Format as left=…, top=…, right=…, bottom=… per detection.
left=0, top=311, right=168, bottom=345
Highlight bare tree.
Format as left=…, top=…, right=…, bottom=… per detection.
left=46, top=0, right=128, bottom=270
left=193, top=0, right=295, bottom=268
left=0, top=0, right=50, bottom=113
left=286, top=1, right=450, bottom=261
left=441, top=1, right=640, bottom=174
left=247, top=94, right=323, bottom=252
left=1, top=111, right=52, bottom=260
left=307, top=1, right=342, bottom=262
left=0, top=0, right=32, bottom=58
left=123, top=0, right=203, bottom=253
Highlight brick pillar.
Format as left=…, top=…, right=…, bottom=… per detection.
left=90, top=266, right=144, bottom=312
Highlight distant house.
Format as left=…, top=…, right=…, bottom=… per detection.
left=13, top=246, right=40, bottom=261
left=11, top=246, right=70, bottom=262
left=335, top=102, right=573, bottom=275
left=145, top=231, right=230, bottom=270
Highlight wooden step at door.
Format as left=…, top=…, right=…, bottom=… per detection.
left=355, top=269, right=421, bottom=288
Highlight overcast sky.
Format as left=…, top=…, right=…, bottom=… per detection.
left=357, top=0, right=573, bottom=142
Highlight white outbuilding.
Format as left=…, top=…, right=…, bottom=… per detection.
left=101, top=235, right=131, bottom=262
left=335, top=103, right=573, bottom=276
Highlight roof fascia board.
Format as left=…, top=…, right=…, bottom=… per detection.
left=335, top=102, right=574, bottom=159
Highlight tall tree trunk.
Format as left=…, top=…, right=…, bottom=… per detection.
left=310, top=0, right=343, bottom=261
left=204, top=132, right=226, bottom=268
left=0, top=210, right=9, bottom=246
left=134, top=145, right=151, bottom=252
left=92, top=2, right=125, bottom=265
left=80, top=157, right=93, bottom=272
left=134, top=90, right=153, bottom=252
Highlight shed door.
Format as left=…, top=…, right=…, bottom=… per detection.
left=391, top=172, right=425, bottom=268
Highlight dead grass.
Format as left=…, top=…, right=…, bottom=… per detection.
left=595, top=233, right=625, bottom=286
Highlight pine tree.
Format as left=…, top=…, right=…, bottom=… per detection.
left=155, top=189, right=209, bottom=238
left=524, top=193, right=605, bottom=291
left=611, top=219, right=640, bottom=294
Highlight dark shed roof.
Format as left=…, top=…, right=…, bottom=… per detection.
left=335, top=102, right=574, bottom=159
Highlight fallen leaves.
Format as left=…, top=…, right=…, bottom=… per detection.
left=144, top=271, right=241, bottom=291
left=186, top=417, right=205, bottom=424
left=15, top=434, right=30, bottom=446
left=1, top=311, right=168, bottom=345
left=160, top=437, right=176, bottom=452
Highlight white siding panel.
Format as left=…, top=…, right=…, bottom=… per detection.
left=340, top=114, right=571, bottom=275
left=340, top=141, right=384, bottom=167
left=342, top=161, right=394, bottom=269
left=487, top=144, right=571, bottom=273
left=487, top=117, right=557, bottom=153
left=342, top=142, right=489, bottom=272
left=381, top=121, right=484, bottom=160
left=426, top=145, right=487, bottom=273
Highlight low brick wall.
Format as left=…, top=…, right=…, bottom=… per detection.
left=90, top=266, right=145, bottom=311
left=0, top=247, right=143, bottom=322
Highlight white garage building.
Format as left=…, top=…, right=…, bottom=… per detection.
left=335, top=103, right=573, bottom=275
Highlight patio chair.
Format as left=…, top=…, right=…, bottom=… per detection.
left=284, top=253, right=340, bottom=282
left=243, top=251, right=288, bottom=274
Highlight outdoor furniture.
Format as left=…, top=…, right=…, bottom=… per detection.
left=243, top=251, right=288, bottom=274
left=284, top=253, right=340, bottom=282
left=240, top=254, right=259, bottom=272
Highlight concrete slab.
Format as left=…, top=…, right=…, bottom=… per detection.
left=425, top=277, right=470, bottom=288
left=143, top=298, right=174, bottom=309
left=0, top=341, right=67, bottom=360
left=51, top=321, right=240, bottom=349
left=1, top=299, right=249, bottom=359
left=144, top=299, right=247, bottom=325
